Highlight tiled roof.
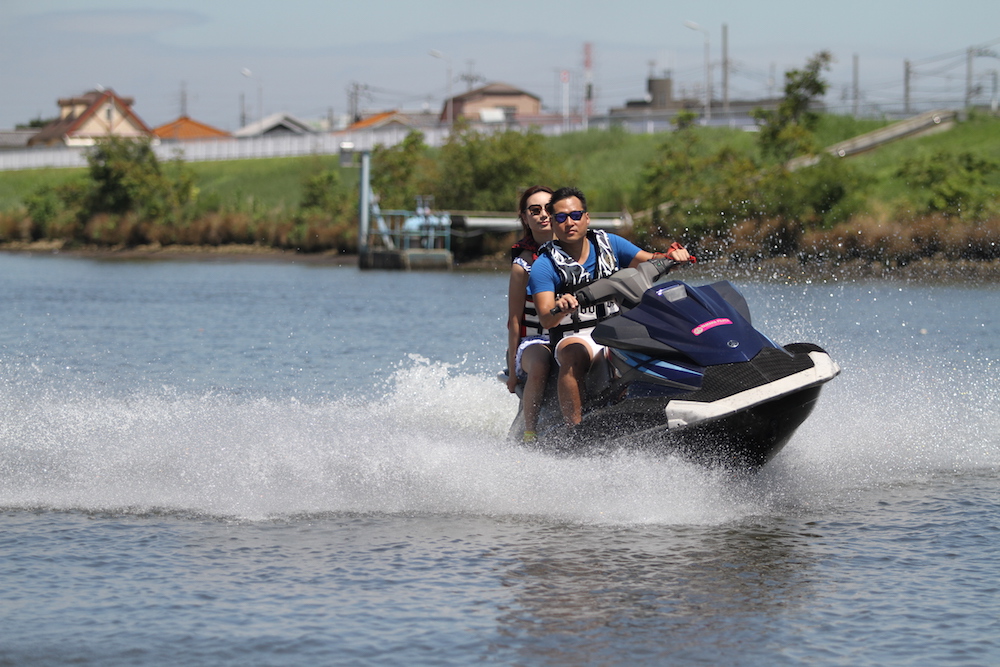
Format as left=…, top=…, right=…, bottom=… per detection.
left=347, top=111, right=411, bottom=131
left=153, top=116, right=230, bottom=140
left=232, top=112, right=314, bottom=137
left=28, top=89, right=151, bottom=146
left=0, top=129, right=38, bottom=149
left=450, top=82, right=540, bottom=103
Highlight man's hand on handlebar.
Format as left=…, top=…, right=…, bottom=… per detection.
left=550, top=293, right=579, bottom=316
left=664, top=241, right=694, bottom=264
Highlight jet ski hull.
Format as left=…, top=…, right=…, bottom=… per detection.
left=515, top=345, right=835, bottom=469
left=581, top=381, right=825, bottom=469
left=505, top=264, right=839, bottom=470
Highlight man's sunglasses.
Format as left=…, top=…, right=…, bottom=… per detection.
left=526, top=205, right=545, bottom=216
left=552, top=210, right=586, bottom=223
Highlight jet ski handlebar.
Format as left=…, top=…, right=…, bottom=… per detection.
left=550, top=257, right=680, bottom=315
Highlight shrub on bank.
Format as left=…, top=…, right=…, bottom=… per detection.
left=800, top=215, right=1000, bottom=263
left=5, top=95, right=1000, bottom=263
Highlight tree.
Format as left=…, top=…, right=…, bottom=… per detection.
left=301, top=168, right=343, bottom=212
left=371, top=130, right=432, bottom=210
left=672, top=109, right=699, bottom=131
left=433, top=121, right=551, bottom=211
left=639, top=127, right=762, bottom=237
left=15, top=116, right=57, bottom=130
left=752, top=51, right=833, bottom=160
left=85, top=136, right=193, bottom=220
left=897, top=150, right=1000, bottom=219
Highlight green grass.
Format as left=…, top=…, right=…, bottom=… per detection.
left=546, top=127, right=663, bottom=211
left=545, top=125, right=761, bottom=212
left=812, top=114, right=891, bottom=147
left=843, top=112, right=1000, bottom=211
left=0, top=155, right=357, bottom=214
left=187, top=154, right=355, bottom=212
left=3, top=112, right=1000, bottom=219
left=0, top=167, right=85, bottom=211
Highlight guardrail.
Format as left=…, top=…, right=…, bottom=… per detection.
left=364, top=210, right=451, bottom=253
left=787, top=109, right=957, bottom=170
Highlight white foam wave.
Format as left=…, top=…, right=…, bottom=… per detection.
left=1, top=355, right=997, bottom=524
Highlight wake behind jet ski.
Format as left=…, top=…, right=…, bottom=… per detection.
left=503, top=258, right=840, bottom=469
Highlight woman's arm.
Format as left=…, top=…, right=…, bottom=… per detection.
left=506, top=261, right=530, bottom=393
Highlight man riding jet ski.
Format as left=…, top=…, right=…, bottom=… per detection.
left=503, top=187, right=839, bottom=468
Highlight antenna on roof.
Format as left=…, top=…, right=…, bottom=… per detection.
left=95, top=84, right=105, bottom=92
left=459, top=61, right=484, bottom=91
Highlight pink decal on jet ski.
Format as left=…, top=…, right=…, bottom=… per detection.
left=692, top=318, right=733, bottom=336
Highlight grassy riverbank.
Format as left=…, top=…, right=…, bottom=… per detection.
left=0, top=115, right=909, bottom=216
left=3, top=112, right=1000, bottom=264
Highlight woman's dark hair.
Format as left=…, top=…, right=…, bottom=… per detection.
left=517, top=185, right=553, bottom=236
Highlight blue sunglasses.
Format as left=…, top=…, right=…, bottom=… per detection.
left=552, top=210, right=586, bottom=223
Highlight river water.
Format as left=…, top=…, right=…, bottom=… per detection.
left=1, top=253, right=998, bottom=666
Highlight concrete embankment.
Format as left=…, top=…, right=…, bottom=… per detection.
left=787, top=109, right=957, bottom=170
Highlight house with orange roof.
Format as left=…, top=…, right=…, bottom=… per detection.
left=28, top=89, right=153, bottom=147
left=153, top=116, right=230, bottom=142
left=346, top=111, right=418, bottom=132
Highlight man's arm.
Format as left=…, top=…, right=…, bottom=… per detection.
left=628, top=244, right=691, bottom=269
left=535, top=290, right=577, bottom=330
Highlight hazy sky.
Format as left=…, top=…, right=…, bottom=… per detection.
left=2, top=0, right=999, bottom=131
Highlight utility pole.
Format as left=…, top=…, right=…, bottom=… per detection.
left=904, top=60, right=911, bottom=114
left=684, top=21, right=711, bottom=122
left=561, top=69, right=570, bottom=130
left=347, top=82, right=370, bottom=123
left=428, top=50, right=453, bottom=128
left=584, top=42, right=593, bottom=130
left=967, top=47, right=974, bottom=108
left=852, top=54, right=859, bottom=117
left=459, top=60, right=483, bottom=91
left=965, top=46, right=1000, bottom=109
left=722, top=24, right=729, bottom=116
left=348, top=83, right=358, bottom=123
left=993, top=70, right=999, bottom=113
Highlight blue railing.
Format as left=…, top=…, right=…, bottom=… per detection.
left=366, top=210, right=451, bottom=252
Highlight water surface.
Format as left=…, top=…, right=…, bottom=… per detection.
left=1, top=254, right=998, bottom=665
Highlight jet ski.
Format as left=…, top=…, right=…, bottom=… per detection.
left=503, top=258, right=840, bottom=468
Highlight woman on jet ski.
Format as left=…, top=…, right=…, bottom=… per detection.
left=506, top=185, right=554, bottom=443
left=530, top=186, right=691, bottom=427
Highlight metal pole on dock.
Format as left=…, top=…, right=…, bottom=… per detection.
left=359, top=150, right=371, bottom=254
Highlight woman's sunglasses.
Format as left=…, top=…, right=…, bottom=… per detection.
left=552, top=210, right=585, bottom=223
left=526, top=205, right=545, bottom=216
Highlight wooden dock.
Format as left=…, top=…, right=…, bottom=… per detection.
left=359, top=248, right=453, bottom=270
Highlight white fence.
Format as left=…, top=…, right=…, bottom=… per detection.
left=0, top=126, right=452, bottom=172
left=0, top=114, right=749, bottom=172
left=0, top=117, right=683, bottom=171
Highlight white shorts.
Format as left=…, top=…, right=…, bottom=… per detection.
left=554, top=330, right=604, bottom=366
left=515, top=336, right=550, bottom=380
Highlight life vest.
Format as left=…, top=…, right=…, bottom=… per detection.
left=511, top=235, right=546, bottom=338
left=538, top=229, right=620, bottom=342
left=510, top=234, right=539, bottom=262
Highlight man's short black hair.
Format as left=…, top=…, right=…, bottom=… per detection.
left=547, top=186, right=587, bottom=213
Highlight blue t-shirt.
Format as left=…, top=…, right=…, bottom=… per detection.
left=528, top=233, right=642, bottom=296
